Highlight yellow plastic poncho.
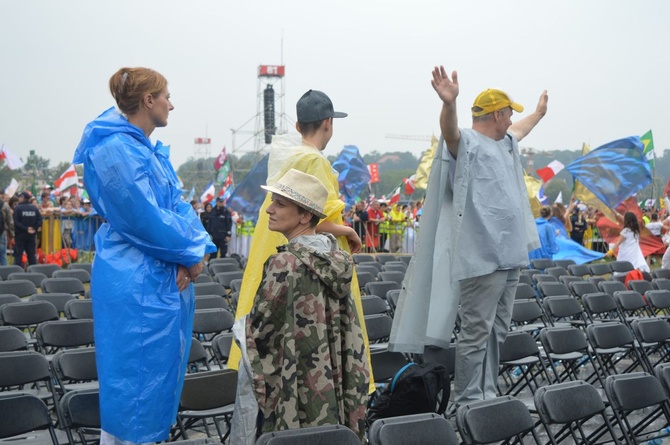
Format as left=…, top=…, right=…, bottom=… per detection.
left=230, top=135, right=374, bottom=392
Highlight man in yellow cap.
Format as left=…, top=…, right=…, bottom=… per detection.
left=389, top=67, right=548, bottom=406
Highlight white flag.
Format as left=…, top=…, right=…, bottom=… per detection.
left=0, top=144, right=25, bottom=170
left=5, top=178, right=18, bottom=196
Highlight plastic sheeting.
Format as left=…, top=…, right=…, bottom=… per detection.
left=73, top=107, right=216, bottom=442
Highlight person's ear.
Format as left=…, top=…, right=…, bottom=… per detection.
left=143, top=93, right=154, bottom=109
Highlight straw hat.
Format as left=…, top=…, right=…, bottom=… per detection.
left=261, top=169, right=327, bottom=219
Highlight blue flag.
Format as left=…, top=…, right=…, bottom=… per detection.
left=227, top=154, right=269, bottom=223
left=565, top=136, right=651, bottom=209
left=332, top=145, right=371, bottom=207
left=185, top=187, right=195, bottom=202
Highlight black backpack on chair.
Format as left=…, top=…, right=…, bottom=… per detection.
left=367, top=362, right=451, bottom=424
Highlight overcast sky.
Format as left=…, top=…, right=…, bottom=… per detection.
left=1, top=0, right=668, bottom=173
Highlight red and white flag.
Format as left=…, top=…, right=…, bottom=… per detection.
left=214, top=147, right=228, bottom=171
left=4, top=178, right=18, bottom=196
left=200, top=182, right=215, bottom=203
left=54, top=165, right=78, bottom=192
left=0, top=144, right=25, bottom=170
left=367, top=163, right=380, bottom=184
left=404, top=175, right=415, bottom=195
left=389, top=186, right=401, bottom=204
left=536, top=160, right=564, bottom=183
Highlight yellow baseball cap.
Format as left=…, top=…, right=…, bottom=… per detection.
left=471, top=89, right=524, bottom=117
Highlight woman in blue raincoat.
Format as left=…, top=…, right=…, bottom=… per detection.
left=73, top=67, right=216, bottom=444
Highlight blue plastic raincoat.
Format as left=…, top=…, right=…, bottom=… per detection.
left=73, top=107, right=216, bottom=443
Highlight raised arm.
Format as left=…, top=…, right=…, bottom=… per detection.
left=431, top=66, right=460, bottom=158
left=509, top=90, right=548, bottom=142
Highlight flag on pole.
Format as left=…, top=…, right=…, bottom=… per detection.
left=214, top=146, right=228, bottom=171
left=367, top=163, right=380, bottom=184
left=565, top=136, right=651, bottom=209
left=227, top=154, right=269, bottom=223
left=200, top=182, right=215, bottom=203
left=332, top=145, right=371, bottom=207
left=414, top=136, right=438, bottom=190
left=523, top=172, right=543, bottom=217
left=404, top=175, right=415, bottom=195
left=535, top=160, right=564, bottom=183
left=640, top=130, right=655, bottom=169
left=186, top=187, right=195, bottom=202
left=388, top=184, right=401, bottom=204
left=572, top=143, right=618, bottom=222
left=0, top=144, right=25, bottom=170
left=5, top=178, right=18, bottom=196
left=54, top=165, right=78, bottom=192
left=554, top=191, right=563, bottom=204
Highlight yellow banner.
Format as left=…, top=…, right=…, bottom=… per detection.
left=413, top=136, right=438, bottom=190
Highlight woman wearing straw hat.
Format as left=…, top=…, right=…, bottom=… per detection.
left=232, top=169, right=370, bottom=442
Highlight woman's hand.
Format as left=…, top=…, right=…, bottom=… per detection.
left=346, top=227, right=363, bottom=253
left=176, top=265, right=191, bottom=291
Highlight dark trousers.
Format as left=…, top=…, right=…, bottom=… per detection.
left=15, top=233, right=36, bottom=268
left=212, top=238, right=228, bottom=259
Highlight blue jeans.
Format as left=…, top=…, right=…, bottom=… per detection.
left=0, top=232, right=7, bottom=266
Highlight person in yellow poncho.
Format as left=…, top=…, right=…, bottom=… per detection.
left=230, top=90, right=375, bottom=392
left=388, top=203, right=406, bottom=253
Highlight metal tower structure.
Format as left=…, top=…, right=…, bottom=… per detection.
left=193, top=137, right=211, bottom=158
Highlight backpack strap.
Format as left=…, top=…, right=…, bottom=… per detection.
left=390, top=362, right=416, bottom=392
left=436, top=366, right=450, bottom=415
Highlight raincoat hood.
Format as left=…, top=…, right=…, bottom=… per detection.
left=278, top=233, right=353, bottom=299
left=535, top=217, right=550, bottom=226
left=73, top=107, right=167, bottom=164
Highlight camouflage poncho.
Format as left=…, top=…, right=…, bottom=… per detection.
left=246, top=235, right=370, bottom=437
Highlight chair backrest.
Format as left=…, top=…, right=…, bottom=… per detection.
left=587, top=276, right=606, bottom=288
left=365, top=281, right=401, bottom=300
left=0, top=301, right=59, bottom=330
left=545, top=266, right=569, bottom=280
left=369, top=412, right=458, bottom=445
left=568, top=281, right=599, bottom=298
left=0, top=394, right=58, bottom=442
left=542, top=296, right=584, bottom=324
left=533, top=274, right=558, bottom=286
left=187, top=338, right=209, bottom=371
left=364, top=314, right=393, bottom=343
left=193, top=282, right=227, bottom=297
left=599, top=280, right=627, bottom=297
left=518, top=274, right=533, bottom=286
left=0, top=265, right=24, bottom=280
left=30, top=292, right=77, bottom=313
left=209, top=263, right=241, bottom=275
left=370, top=349, right=410, bottom=382
left=633, top=318, right=670, bottom=344
left=180, top=369, right=237, bottom=411
left=65, top=299, right=93, bottom=320
left=456, top=396, right=539, bottom=444
left=586, top=322, right=635, bottom=350
left=60, top=389, right=100, bottom=430
left=52, top=347, right=98, bottom=382
left=377, top=271, right=404, bottom=285
left=554, top=259, right=576, bottom=269
left=382, top=264, right=407, bottom=274
left=214, top=271, right=245, bottom=289
left=53, top=269, right=91, bottom=284
left=27, top=263, right=62, bottom=278
left=537, top=282, right=570, bottom=298
left=0, top=294, right=21, bottom=307
left=386, top=289, right=401, bottom=313
left=358, top=261, right=383, bottom=272
left=68, top=263, right=93, bottom=274
left=652, top=269, right=670, bottom=280
left=589, top=263, right=612, bottom=277
left=212, top=332, right=233, bottom=365
left=352, top=253, right=375, bottom=264
left=356, top=271, right=377, bottom=291
left=568, top=264, right=591, bottom=277
left=7, top=272, right=48, bottom=289
left=613, top=290, right=650, bottom=314
left=230, top=278, right=243, bottom=293
left=511, top=300, right=545, bottom=325
left=560, top=276, right=584, bottom=292
left=531, top=258, right=555, bottom=271
left=0, top=325, right=28, bottom=351
left=0, top=350, right=51, bottom=387
left=534, top=380, right=607, bottom=424
left=654, top=363, right=670, bottom=397
left=375, top=254, right=398, bottom=265
left=362, top=295, right=389, bottom=316
left=208, top=257, right=242, bottom=268
left=581, top=292, right=619, bottom=321
left=654, top=279, right=670, bottom=291
left=605, top=372, right=668, bottom=411
left=192, top=308, right=234, bottom=335
left=500, top=331, right=541, bottom=362
left=610, top=260, right=635, bottom=273
left=195, top=274, right=213, bottom=284
left=646, top=290, right=670, bottom=312
left=36, top=319, right=95, bottom=352
left=628, top=280, right=654, bottom=295
left=539, top=326, right=588, bottom=355
left=41, top=278, right=85, bottom=296
left=0, top=279, right=38, bottom=298
left=256, top=424, right=361, bottom=445
left=515, top=283, right=536, bottom=300
left=195, top=295, right=230, bottom=311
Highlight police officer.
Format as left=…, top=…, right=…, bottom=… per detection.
left=208, top=196, right=233, bottom=258
left=13, top=192, right=42, bottom=268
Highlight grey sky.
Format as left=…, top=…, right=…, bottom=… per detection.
left=1, top=0, right=668, bottom=173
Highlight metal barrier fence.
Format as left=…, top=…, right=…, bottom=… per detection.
left=32, top=214, right=103, bottom=263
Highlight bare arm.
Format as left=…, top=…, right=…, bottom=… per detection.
left=316, top=219, right=362, bottom=253
left=431, top=66, right=461, bottom=158
left=509, top=90, right=548, bottom=142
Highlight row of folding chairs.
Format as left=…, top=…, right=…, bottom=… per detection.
left=353, top=253, right=412, bottom=266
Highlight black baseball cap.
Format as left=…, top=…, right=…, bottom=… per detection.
left=296, top=90, right=347, bottom=124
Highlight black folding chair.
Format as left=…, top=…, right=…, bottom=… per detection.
left=369, top=412, right=458, bottom=445
left=0, top=394, right=59, bottom=444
